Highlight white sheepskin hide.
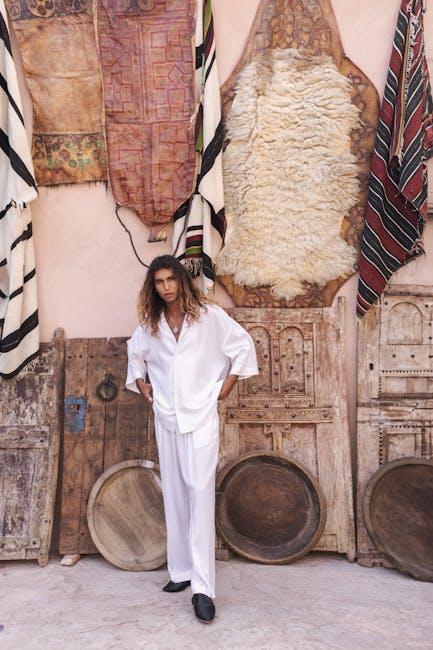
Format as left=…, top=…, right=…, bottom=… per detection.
left=216, top=48, right=361, bottom=299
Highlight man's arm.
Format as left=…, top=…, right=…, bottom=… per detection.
left=136, top=377, right=153, bottom=403
left=218, top=308, right=259, bottom=381
left=218, top=374, right=238, bottom=400
left=126, top=326, right=151, bottom=395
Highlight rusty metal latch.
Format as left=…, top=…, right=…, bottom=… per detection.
left=65, top=397, right=87, bottom=433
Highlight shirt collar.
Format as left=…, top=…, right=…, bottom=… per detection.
left=160, top=311, right=191, bottom=340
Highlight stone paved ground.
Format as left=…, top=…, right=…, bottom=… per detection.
left=0, top=553, right=432, bottom=649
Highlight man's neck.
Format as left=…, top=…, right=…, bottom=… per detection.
left=164, top=301, right=182, bottom=318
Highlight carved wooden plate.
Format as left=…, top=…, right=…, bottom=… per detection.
left=218, top=0, right=380, bottom=308
left=87, top=459, right=166, bottom=571
left=216, top=451, right=326, bottom=564
left=363, top=457, right=433, bottom=582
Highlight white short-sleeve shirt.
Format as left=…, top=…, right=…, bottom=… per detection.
left=126, top=304, right=258, bottom=433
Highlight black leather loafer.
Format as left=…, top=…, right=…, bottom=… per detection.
left=192, top=593, right=215, bottom=623
left=162, top=580, right=191, bottom=593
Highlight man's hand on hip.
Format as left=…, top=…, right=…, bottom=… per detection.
left=218, top=374, right=238, bottom=401
left=136, top=378, right=153, bottom=403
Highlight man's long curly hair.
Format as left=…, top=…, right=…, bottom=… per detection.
left=138, top=255, right=209, bottom=336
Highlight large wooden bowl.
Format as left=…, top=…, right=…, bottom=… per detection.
left=87, top=459, right=166, bottom=571
left=363, top=457, right=433, bottom=582
left=216, top=452, right=326, bottom=564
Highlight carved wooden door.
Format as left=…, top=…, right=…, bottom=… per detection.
left=379, top=292, right=433, bottom=398
left=0, top=332, right=63, bottom=565
left=357, top=286, right=433, bottom=568
left=219, top=299, right=355, bottom=559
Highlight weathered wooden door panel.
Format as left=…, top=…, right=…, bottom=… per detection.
left=59, top=337, right=152, bottom=556
left=0, top=332, right=63, bottom=565
left=220, top=299, right=355, bottom=559
left=281, top=424, right=318, bottom=476
left=382, top=422, right=433, bottom=463
left=357, top=286, right=433, bottom=568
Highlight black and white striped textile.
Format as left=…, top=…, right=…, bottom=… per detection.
left=0, top=0, right=39, bottom=379
left=172, top=0, right=225, bottom=292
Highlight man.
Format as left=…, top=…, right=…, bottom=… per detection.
left=126, top=255, right=258, bottom=623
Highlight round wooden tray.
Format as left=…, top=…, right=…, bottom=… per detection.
left=363, top=457, right=433, bottom=582
left=87, top=459, right=166, bottom=571
left=216, top=452, right=326, bottom=564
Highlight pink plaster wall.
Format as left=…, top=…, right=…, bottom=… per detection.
left=9, top=2, right=433, bottom=437
left=22, top=0, right=432, bottom=342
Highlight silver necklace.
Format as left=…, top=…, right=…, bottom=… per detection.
left=166, top=312, right=184, bottom=334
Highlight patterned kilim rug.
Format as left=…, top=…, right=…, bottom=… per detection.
left=97, top=0, right=197, bottom=242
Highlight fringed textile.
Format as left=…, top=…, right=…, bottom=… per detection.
left=0, top=0, right=39, bottom=378
left=172, top=0, right=225, bottom=291
left=357, top=0, right=433, bottom=317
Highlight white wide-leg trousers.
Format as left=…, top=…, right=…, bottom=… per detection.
left=155, top=413, right=219, bottom=598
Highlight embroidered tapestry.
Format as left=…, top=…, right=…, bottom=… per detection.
left=6, top=0, right=107, bottom=185
left=97, top=0, right=197, bottom=242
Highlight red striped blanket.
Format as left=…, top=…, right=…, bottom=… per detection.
left=357, top=0, right=433, bottom=317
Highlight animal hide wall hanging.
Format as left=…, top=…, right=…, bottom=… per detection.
left=6, top=0, right=107, bottom=186
left=217, top=0, right=380, bottom=308
left=217, top=48, right=360, bottom=301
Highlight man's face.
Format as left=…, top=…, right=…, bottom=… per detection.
left=154, top=268, right=179, bottom=304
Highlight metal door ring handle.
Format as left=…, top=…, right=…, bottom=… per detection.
left=96, top=374, right=118, bottom=402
